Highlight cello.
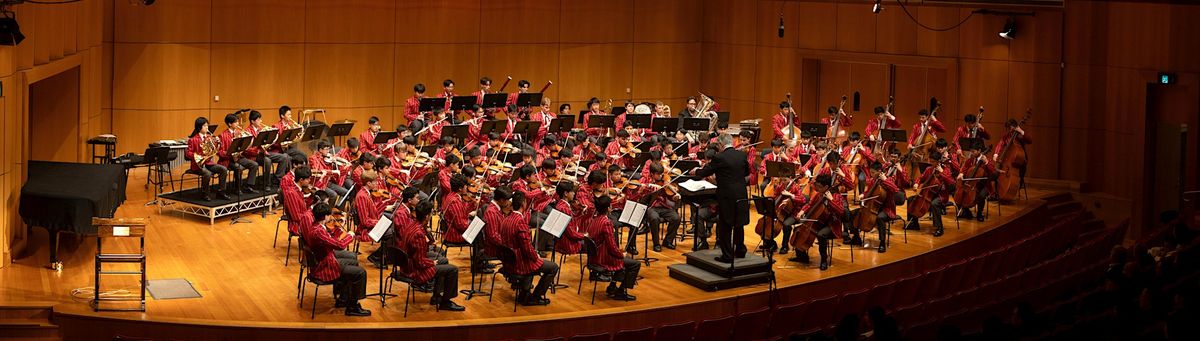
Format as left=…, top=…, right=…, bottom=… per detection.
left=996, top=109, right=1032, bottom=201
left=789, top=171, right=840, bottom=254
left=906, top=157, right=947, bottom=221
left=854, top=164, right=898, bottom=233
left=953, top=147, right=991, bottom=210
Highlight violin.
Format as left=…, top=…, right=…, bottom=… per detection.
left=324, top=208, right=352, bottom=240
left=370, top=188, right=391, bottom=200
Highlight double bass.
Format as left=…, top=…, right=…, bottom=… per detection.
left=910, top=99, right=941, bottom=162
left=996, top=109, right=1032, bottom=202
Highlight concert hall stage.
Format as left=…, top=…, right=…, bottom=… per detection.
left=0, top=168, right=1078, bottom=340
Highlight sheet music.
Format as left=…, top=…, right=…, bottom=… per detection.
left=679, top=179, right=717, bottom=192
left=368, top=215, right=392, bottom=243
left=463, top=216, right=486, bottom=243
left=619, top=201, right=648, bottom=227
left=540, top=208, right=572, bottom=238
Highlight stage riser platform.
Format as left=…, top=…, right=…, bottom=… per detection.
left=157, top=188, right=278, bottom=224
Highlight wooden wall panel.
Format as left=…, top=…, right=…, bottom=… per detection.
left=893, top=65, right=929, bottom=120
left=395, top=1, right=481, bottom=44
left=957, top=9, right=1010, bottom=61
left=699, top=43, right=732, bottom=100
left=915, top=6, right=961, bottom=58
left=701, top=0, right=757, bottom=45
left=631, top=43, right=700, bottom=101
left=112, top=110, right=211, bottom=154
left=303, top=44, right=394, bottom=108
left=849, top=63, right=891, bottom=123
left=957, top=59, right=1008, bottom=123
left=557, top=43, right=633, bottom=103
left=479, top=0, right=560, bottom=44
left=875, top=3, right=918, bottom=55
left=817, top=60, right=851, bottom=119
left=476, top=44, right=560, bottom=96
left=305, top=0, right=396, bottom=44
left=560, top=0, right=634, bottom=43
left=113, top=0, right=211, bottom=43
left=753, top=46, right=801, bottom=109
left=1168, top=5, right=1200, bottom=73
left=210, top=44, right=305, bottom=110
left=1007, top=62, right=1061, bottom=125
left=835, top=2, right=877, bottom=53
left=112, top=43, right=211, bottom=110
left=1103, top=2, right=1170, bottom=70
left=729, top=46, right=759, bottom=102
left=210, top=0, right=306, bottom=43
left=392, top=44, right=480, bottom=107
left=634, top=0, right=701, bottom=43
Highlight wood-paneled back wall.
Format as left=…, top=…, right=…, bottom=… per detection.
left=105, top=0, right=706, bottom=155
left=1, top=0, right=107, bottom=267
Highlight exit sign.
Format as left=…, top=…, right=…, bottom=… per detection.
left=1159, top=72, right=1175, bottom=84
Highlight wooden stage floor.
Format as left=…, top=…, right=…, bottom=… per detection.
left=0, top=168, right=1052, bottom=327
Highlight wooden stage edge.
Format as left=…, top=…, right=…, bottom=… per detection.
left=2, top=171, right=1070, bottom=339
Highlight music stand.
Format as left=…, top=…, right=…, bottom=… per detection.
left=716, top=111, right=731, bottom=125
left=516, top=93, right=543, bottom=108
left=587, top=114, right=616, bottom=131
left=227, top=135, right=256, bottom=225
left=550, top=116, right=575, bottom=135
left=682, top=117, right=711, bottom=131
left=669, top=142, right=688, bottom=156
left=327, top=121, right=356, bottom=146
left=277, top=127, right=301, bottom=147
left=765, top=161, right=799, bottom=179
left=450, top=96, right=477, bottom=112
left=207, top=124, right=219, bottom=134
left=652, top=117, right=680, bottom=134
left=795, top=154, right=812, bottom=166
left=513, top=120, right=539, bottom=141
left=631, top=152, right=652, bottom=169
left=611, top=106, right=628, bottom=117
left=442, top=124, right=470, bottom=146
left=418, top=145, right=439, bottom=157
left=143, top=146, right=172, bottom=206
left=626, top=114, right=652, bottom=129
left=881, top=129, right=907, bottom=143
left=674, top=160, right=701, bottom=174
left=482, top=93, right=508, bottom=110
left=486, top=120, right=511, bottom=137
left=419, top=97, right=447, bottom=113
left=800, top=122, right=829, bottom=138
left=577, top=110, right=589, bottom=124
left=301, top=125, right=327, bottom=143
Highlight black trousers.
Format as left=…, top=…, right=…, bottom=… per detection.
left=197, top=164, right=228, bottom=194
left=525, top=260, right=560, bottom=299
left=229, top=157, right=259, bottom=188
left=335, top=257, right=367, bottom=302
left=649, top=206, right=680, bottom=246
left=715, top=218, right=745, bottom=259
left=613, top=257, right=641, bottom=289
left=814, top=224, right=836, bottom=261
left=257, top=152, right=290, bottom=187
left=432, top=263, right=459, bottom=302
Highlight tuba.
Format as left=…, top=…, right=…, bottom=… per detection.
left=686, top=93, right=718, bottom=142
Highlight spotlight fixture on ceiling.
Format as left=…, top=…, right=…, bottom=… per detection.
left=998, top=17, right=1016, bottom=40
left=872, top=0, right=882, bottom=14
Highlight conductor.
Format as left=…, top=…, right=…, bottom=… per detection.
left=691, top=133, right=751, bottom=263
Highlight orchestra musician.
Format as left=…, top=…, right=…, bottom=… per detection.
left=301, top=202, right=370, bottom=316
left=366, top=186, right=421, bottom=268
left=678, top=96, right=699, bottom=118
left=904, top=150, right=955, bottom=237
left=219, top=113, right=261, bottom=195
left=737, top=131, right=759, bottom=189
left=955, top=143, right=997, bottom=222
left=821, top=105, right=854, bottom=139
left=359, top=117, right=381, bottom=154
left=393, top=200, right=466, bottom=312
left=772, top=101, right=798, bottom=140
left=641, top=163, right=682, bottom=251
left=795, top=174, right=847, bottom=270
left=842, top=132, right=876, bottom=193
left=187, top=117, right=230, bottom=201
left=442, top=174, right=490, bottom=273
left=585, top=195, right=640, bottom=301
left=583, top=98, right=607, bottom=137
left=953, top=113, right=989, bottom=155
left=404, top=83, right=426, bottom=124
left=309, top=140, right=350, bottom=199
left=247, top=110, right=290, bottom=189
left=271, top=105, right=308, bottom=161
left=861, top=161, right=901, bottom=253
left=488, top=189, right=559, bottom=306
left=993, top=119, right=1033, bottom=165
left=908, top=109, right=947, bottom=152
left=531, top=98, right=556, bottom=147
left=789, top=131, right=815, bottom=160
left=437, top=79, right=456, bottom=111
left=690, top=133, right=750, bottom=263
left=604, top=130, right=637, bottom=168
left=864, top=106, right=902, bottom=150
left=472, top=77, right=492, bottom=106
left=280, top=167, right=315, bottom=236
left=548, top=181, right=587, bottom=256
left=353, top=171, right=392, bottom=242
left=767, top=163, right=808, bottom=255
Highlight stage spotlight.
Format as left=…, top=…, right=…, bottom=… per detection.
left=0, top=16, right=24, bottom=46
left=999, top=17, right=1016, bottom=40
left=872, top=0, right=882, bottom=14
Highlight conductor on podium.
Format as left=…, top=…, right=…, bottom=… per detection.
left=691, top=133, right=751, bottom=263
